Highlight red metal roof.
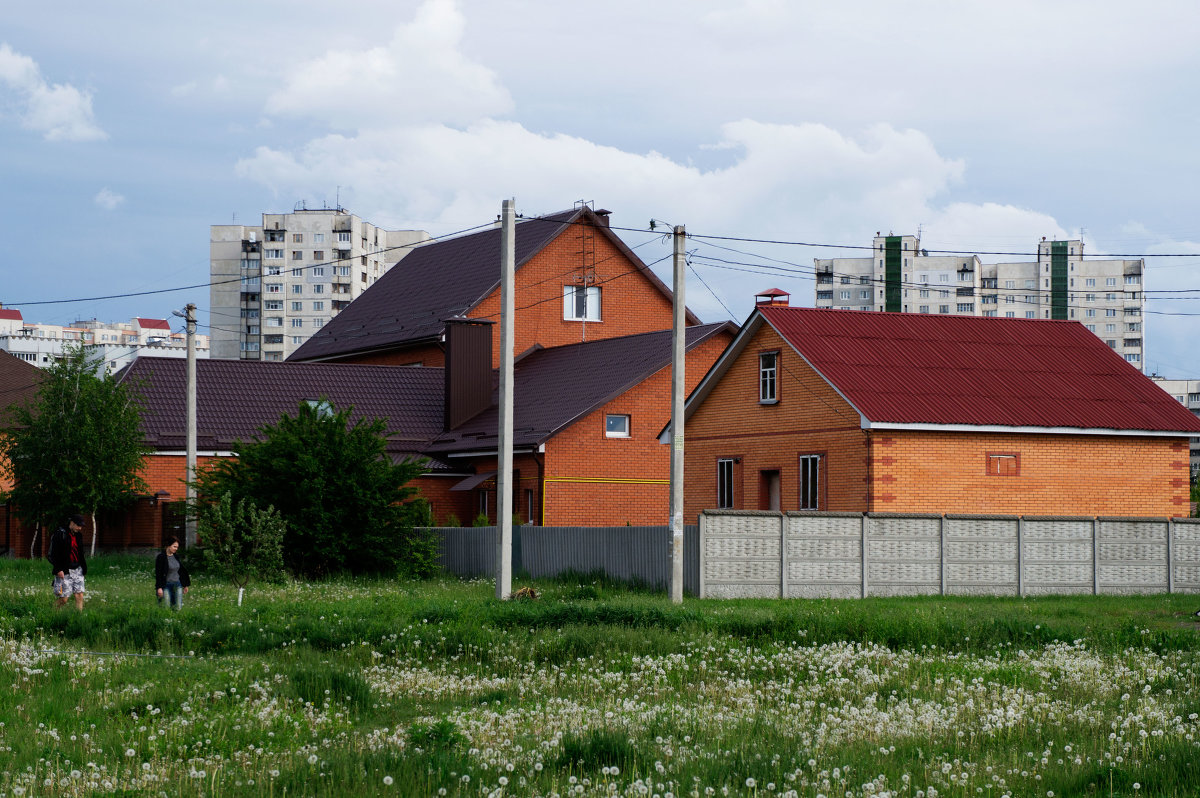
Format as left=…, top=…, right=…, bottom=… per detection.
left=0, top=309, right=23, bottom=321
left=136, top=318, right=171, bottom=330
left=759, top=306, right=1200, bottom=433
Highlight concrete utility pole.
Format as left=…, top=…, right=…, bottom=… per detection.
left=185, top=303, right=198, bottom=549
left=669, top=225, right=686, bottom=604
left=495, top=199, right=516, bottom=600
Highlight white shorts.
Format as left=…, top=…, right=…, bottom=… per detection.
left=53, top=567, right=85, bottom=597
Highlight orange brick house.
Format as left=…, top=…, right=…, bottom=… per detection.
left=0, top=351, right=45, bottom=554
left=288, top=205, right=702, bottom=369
left=122, top=319, right=733, bottom=527
left=676, top=292, right=1200, bottom=521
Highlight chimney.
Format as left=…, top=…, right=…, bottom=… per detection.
left=593, top=209, right=612, bottom=227
left=754, top=288, right=791, bottom=307
left=444, top=318, right=495, bottom=430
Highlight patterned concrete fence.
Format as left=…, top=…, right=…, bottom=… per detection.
left=431, top=525, right=701, bottom=595
left=699, top=510, right=1200, bottom=599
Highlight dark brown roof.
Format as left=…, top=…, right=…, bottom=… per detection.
left=0, top=351, right=44, bottom=422
left=118, top=357, right=447, bottom=464
left=288, top=206, right=699, bottom=363
left=427, top=322, right=735, bottom=453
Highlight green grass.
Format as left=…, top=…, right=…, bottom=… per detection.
left=2, top=554, right=1199, bottom=796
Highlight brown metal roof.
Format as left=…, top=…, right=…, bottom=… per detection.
left=427, top=322, right=735, bottom=453
left=0, top=351, right=44, bottom=422
left=288, top=206, right=699, bottom=363
left=119, top=357, right=447, bottom=464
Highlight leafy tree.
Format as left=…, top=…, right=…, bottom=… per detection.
left=193, top=400, right=429, bottom=578
left=197, top=492, right=286, bottom=589
left=0, top=346, right=148, bottom=553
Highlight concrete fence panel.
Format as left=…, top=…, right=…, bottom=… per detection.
left=697, top=510, right=1195, bottom=599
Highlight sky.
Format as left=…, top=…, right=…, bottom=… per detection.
left=3, top=0, right=1200, bottom=375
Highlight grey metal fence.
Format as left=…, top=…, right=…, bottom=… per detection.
left=428, top=525, right=700, bottom=595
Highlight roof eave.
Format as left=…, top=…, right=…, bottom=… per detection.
left=864, top=420, right=1198, bottom=437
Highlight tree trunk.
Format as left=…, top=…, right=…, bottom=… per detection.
left=30, top=521, right=39, bottom=560
left=90, top=509, right=98, bottom=557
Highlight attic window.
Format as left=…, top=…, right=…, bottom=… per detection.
left=759, top=352, right=778, bottom=404
left=564, top=285, right=601, bottom=321
left=986, top=452, right=1020, bottom=477
left=305, top=399, right=334, bottom=419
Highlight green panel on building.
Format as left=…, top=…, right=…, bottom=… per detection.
left=1050, top=241, right=1069, bottom=320
left=885, top=236, right=902, bottom=312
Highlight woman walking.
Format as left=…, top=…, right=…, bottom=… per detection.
left=154, top=536, right=190, bottom=609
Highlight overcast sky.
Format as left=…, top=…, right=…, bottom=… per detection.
left=3, top=0, right=1200, bottom=375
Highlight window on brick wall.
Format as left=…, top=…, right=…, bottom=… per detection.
left=986, top=452, right=1020, bottom=476
left=563, top=285, right=601, bottom=321
left=717, top=457, right=737, bottom=509
left=799, top=454, right=821, bottom=509
left=605, top=414, right=630, bottom=438
left=759, top=351, right=778, bottom=403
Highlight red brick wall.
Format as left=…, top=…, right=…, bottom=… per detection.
left=684, top=323, right=867, bottom=522
left=140, top=454, right=225, bottom=498
left=543, top=332, right=733, bottom=526
left=869, top=430, right=1190, bottom=517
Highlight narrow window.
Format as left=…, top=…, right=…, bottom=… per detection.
left=798, top=454, right=820, bottom=509
left=759, top=351, right=778, bottom=403
left=717, top=458, right=735, bottom=509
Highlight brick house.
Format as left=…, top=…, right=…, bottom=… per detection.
left=0, top=351, right=44, bottom=555
left=677, top=292, right=1200, bottom=520
left=122, top=318, right=733, bottom=528
left=288, top=205, right=702, bottom=368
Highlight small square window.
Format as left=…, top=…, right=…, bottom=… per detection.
left=986, top=452, right=1020, bottom=476
left=605, top=414, right=630, bottom=438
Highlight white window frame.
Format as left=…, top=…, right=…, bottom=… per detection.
left=604, top=414, right=630, bottom=438
left=799, top=454, right=820, bottom=510
left=563, top=285, right=601, bottom=321
left=717, top=458, right=735, bottom=509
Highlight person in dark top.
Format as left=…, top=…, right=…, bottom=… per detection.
left=154, top=535, right=190, bottom=610
left=50, top=514, right=87, bottom=610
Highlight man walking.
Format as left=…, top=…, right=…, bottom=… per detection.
left=50, top=514, right=87, bottom=611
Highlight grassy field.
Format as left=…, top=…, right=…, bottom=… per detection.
left=2, top=555, right=1199, bottom=797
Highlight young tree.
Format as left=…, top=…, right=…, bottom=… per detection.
left=193, top=400, right=430, bottom=578
left=0, top=346, right=148, bottom=553
left=197, top=492, right=286, bottom=602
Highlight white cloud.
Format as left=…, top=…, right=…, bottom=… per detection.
left=264, top=0, right=510, bottom=128
left=0, top=43, right=106, bottom=141
left=93, top=188, right=124, bottom=210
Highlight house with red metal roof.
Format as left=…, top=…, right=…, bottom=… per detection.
left=676, top=291, right=1200, bottom=520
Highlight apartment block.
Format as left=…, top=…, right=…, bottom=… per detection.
left=1150, top=377, right=1200, bottom=476
left=210, top=207, right=429, bottom=361
left=0, top=308, right=208, bottom=373
left=814, top=234, right=1146, bottom=370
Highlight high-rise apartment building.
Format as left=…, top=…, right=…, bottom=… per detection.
left=814, top=234, right=1146, bottom=370
left=210, top=208, right=429, bottom=361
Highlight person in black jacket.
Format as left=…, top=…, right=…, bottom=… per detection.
left=50, top=514, right=87, bottom=610
left=154, top=536, right=190, bottom=610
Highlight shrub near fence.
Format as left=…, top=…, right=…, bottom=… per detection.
left=699, top=510, right=1200, bottom=599
left=430, top=525, right=700, bottom=594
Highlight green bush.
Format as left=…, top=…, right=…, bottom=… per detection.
left=195, top=492, right=285, bottom=588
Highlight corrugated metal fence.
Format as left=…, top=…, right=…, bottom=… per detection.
left=429, top=525, right=700, bottom=595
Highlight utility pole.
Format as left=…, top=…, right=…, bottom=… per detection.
left=495, top=199, right=516, bottom=600
left=185, top=303, right=198, bottom=549
left=669, top=225, right=686, bottom=604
